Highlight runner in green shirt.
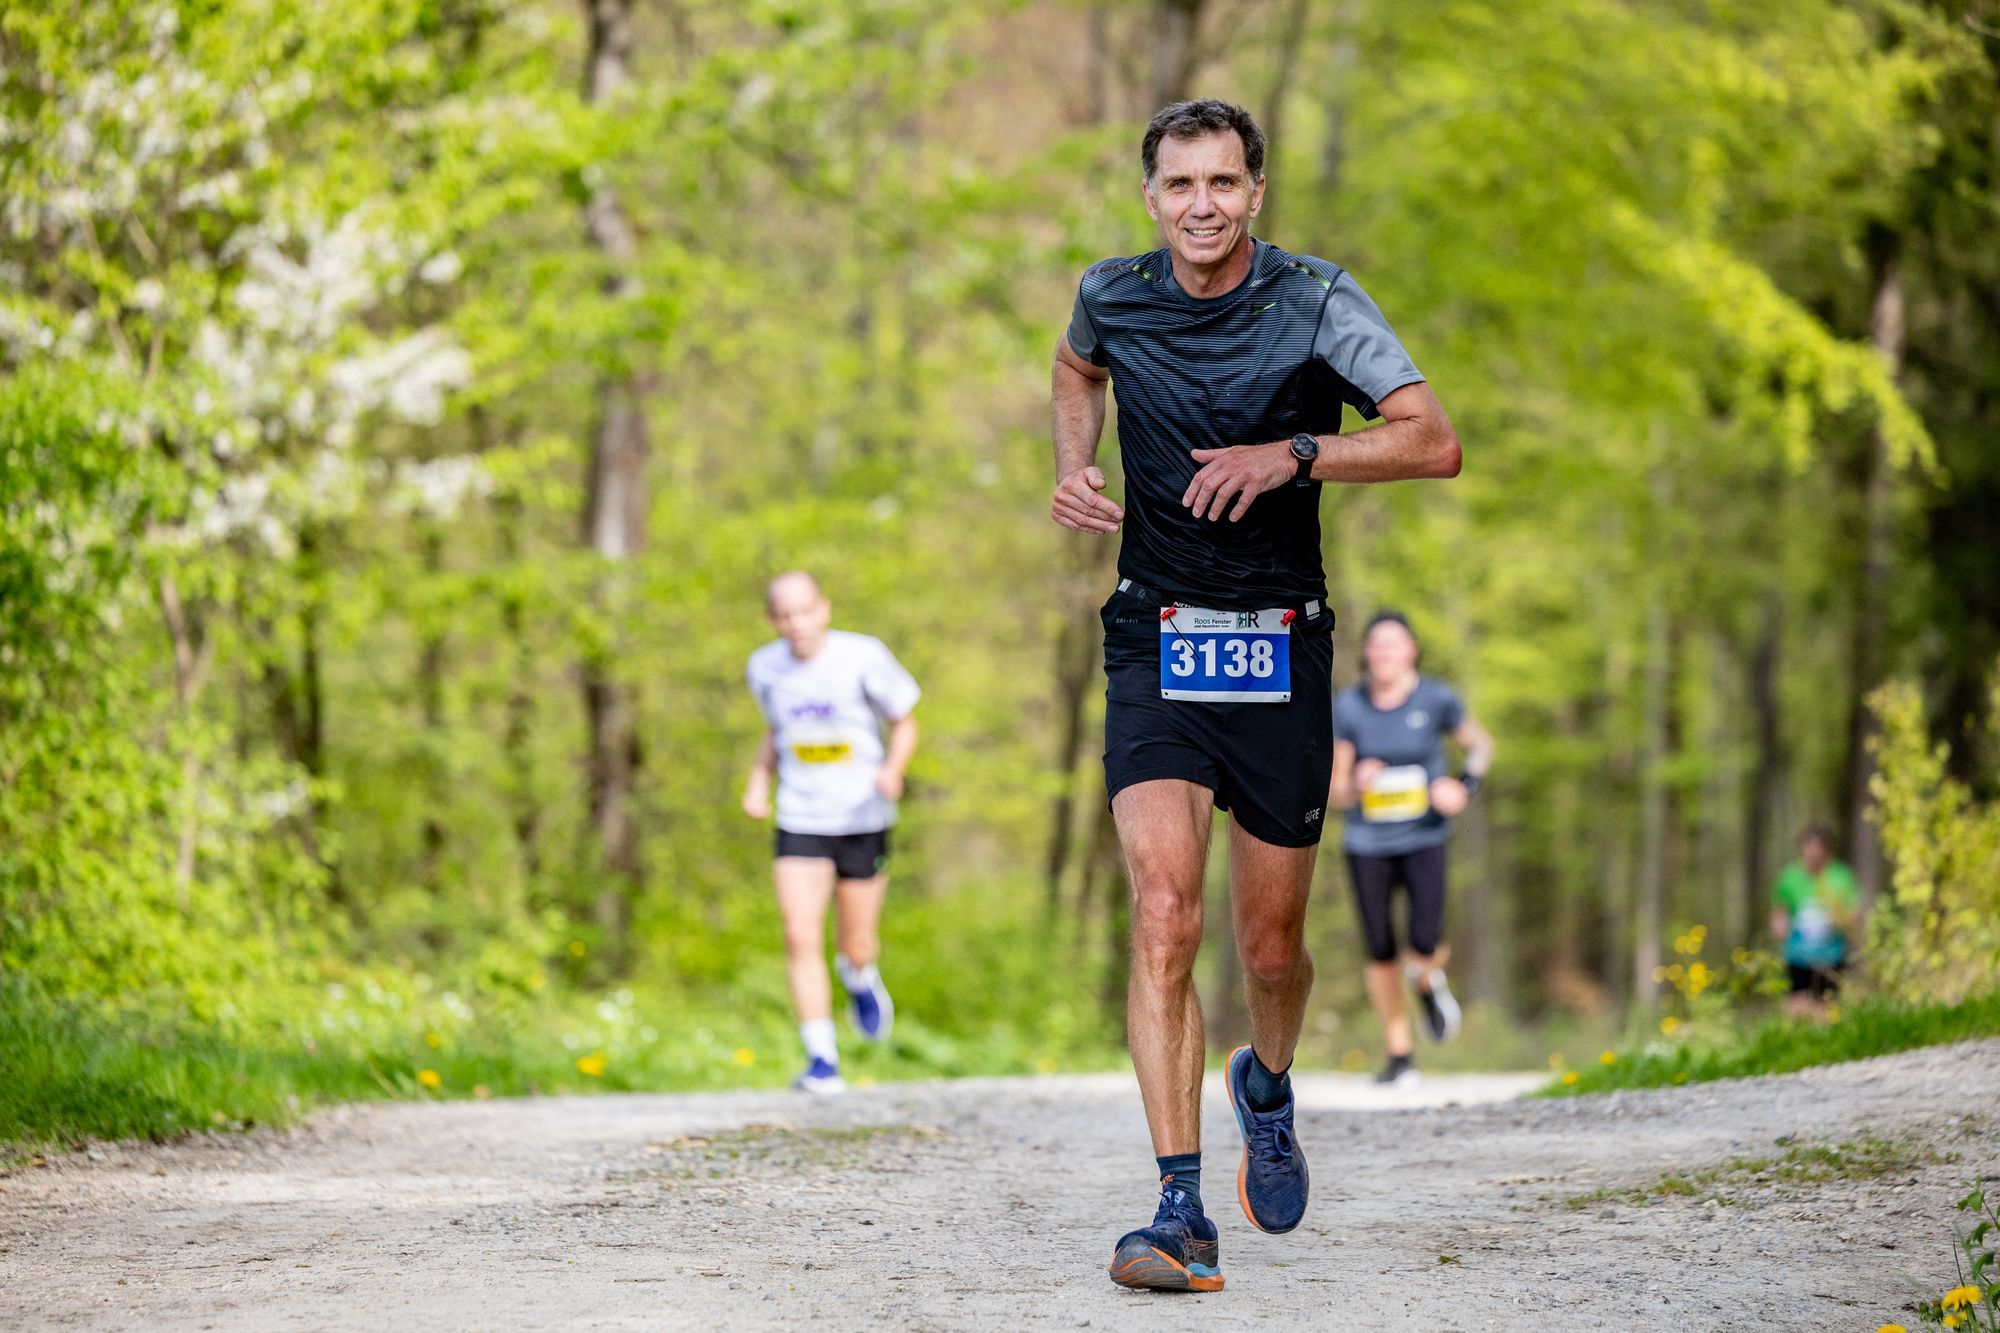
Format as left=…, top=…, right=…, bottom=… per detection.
left=1769, top=823, right=1861, bottom=1020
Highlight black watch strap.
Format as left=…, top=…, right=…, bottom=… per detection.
left=1459, top=772, right=1482, bottom=796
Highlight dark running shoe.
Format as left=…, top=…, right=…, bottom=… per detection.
left=1412, top=966, right=1462, bottom=1042
left=1225, top=1045, right=1309, bottom=1234
left=843, top=968, right=894, bottom=1042
left=1107, top=1182, right=1223, bottom=1293
left=1374, top=1053, right=1419, bottom=1087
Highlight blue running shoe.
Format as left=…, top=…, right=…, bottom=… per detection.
left=1225, top=1044, right=1309, bottom=1233
left=1108, top=1182, right=1223, bottom=1293
left=840, top=963, right=895, bottom=1042
left=790, top=1057, right=845, bottom=1095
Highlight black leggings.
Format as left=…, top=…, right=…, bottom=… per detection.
left=1347, top=844, right=1448, bottom=963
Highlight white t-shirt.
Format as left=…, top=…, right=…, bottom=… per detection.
left=746, top=630, right=922, bottom=836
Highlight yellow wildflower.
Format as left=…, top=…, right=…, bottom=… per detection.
left=1825, top=1004, right=1842, bottom=1023
left=425, top=1031, right=443, bottom=1050
left=1688, top=925, right=1706, bottom=946
left=1599, top=1050, right=1617, bottom=1066
left=568, top=940, right=587, bottom=957
left=576, top=1052, right=607, bottom=1077
left=732, top=1047, right=756, bottom=1066
left=1659, top=1016, right=1681, bottom=1036
left=1561, top=1072, right=1580, bottom=1086
left=1943, top=1315, right=1963, bottom=1329
left=1942, top=1286, right=1981, bottom=1311
left=1877, top=1324, right=1907, bottom=1332
left=417, top=1069, right=441, bottom=1089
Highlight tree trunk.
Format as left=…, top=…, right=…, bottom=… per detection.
left=579, top=0, right=655, bottom=946
left=1150, top=0, right=1207, bottom=108
left=159, top=575, right=214, bottom=910
left=1633, top=522, right=1672, bottom=1007
left=1841, top=234, right=1902, bottom=911
left=1318, top=0, right=1359, bottom=201
left=1744, top=587, right=1783, bottom=947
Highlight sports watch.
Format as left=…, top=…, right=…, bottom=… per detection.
left=1289, top=432, right=1319, bottom=486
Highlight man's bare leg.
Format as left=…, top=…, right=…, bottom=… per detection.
left=1113, top=778, right=1215, bottom=1158
left=1228, top=820, right=1318, bottom=1074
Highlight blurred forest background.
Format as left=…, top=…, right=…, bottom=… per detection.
left=4, top=0, right=1998, bottom=1130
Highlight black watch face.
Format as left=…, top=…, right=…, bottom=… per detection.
left=1291, top=434, right=1317, bottom=460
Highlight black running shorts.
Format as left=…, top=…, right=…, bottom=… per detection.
left=774, top=828, right=890, bottom=880
left=1100, top=587, right=1335, bottom=848
left=1786, top=961, right=1843, bottom=998
left=1346, top=843, right=1448, bottom=962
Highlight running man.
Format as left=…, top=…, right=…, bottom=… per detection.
left=1329, top=611, right=1494, bottom=1087
left=1052, top=99, right=1459, bottom=1292
left=742, top=571, right=920, bottom=1094
left=1770, top=823, right=1860, bottom=1021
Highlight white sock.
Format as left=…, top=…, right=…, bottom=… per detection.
left=835, top=955, right=879, bottom=992
left=801, top=1018, right=838, bottom=1066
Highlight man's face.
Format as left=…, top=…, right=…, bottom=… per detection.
left=767, top=578, right=831, bottom=652
left=1802, top=836, right=1830, bottom=874
left=1143, top=131, right=1264, bottom=273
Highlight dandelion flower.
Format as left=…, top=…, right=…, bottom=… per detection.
left=1561, top=1072, right=1580, bottom=1086
left=1942, top=1286, right=1981, bottom=1311
left=1943, top=1315, right=1963, bottom=1329
left=425, top=1032, right=442, bottom=1050
left=417, top=1069, right=441, bottom=1089
left=732, top=1047, right=756, bottom=1067
left=576, top=1052, right=607, bottom=1077
left=1877, top=1324, right=1907, bottom=1332
left=1599, top=1050, right=1617, bottom=1066
left=1659, top=1017, right=1681, bottom=1036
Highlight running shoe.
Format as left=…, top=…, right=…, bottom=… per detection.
left=842, top=966, right=895, bottom=1043
left=1374, top=1053, right=1419, bottom=1087
left=1412, top=967, right=1462, bottom=1042
left=790, top=1057, right=845, bottom=1095
left=1107, top=1182, right=1223, bottom=1293
left=1224, top=1045, right=1309, bottom=1234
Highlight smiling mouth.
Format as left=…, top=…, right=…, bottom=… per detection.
left=1185, top=226, right=1224, bottom=241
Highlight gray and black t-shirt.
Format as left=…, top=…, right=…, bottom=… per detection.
left=1333, top=676, right=1464, bottom=856
left=1065, top=240, right=1423, bottom=608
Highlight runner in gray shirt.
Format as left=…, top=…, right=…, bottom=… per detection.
left=1329, top=611, right=1494, bottom=1086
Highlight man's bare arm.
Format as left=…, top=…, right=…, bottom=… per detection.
left=1182, top=381, right=1461, bottom=521
left=1050, top=334, right=1122, bottom=534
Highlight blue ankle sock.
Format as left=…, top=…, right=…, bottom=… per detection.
left=1156, top=1152, right=1202, bottom=1210
left=1245, top=1049, right=1291, bottom=1112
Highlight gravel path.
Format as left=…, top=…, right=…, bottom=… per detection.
left=3, top=1044, right=1996, bottom=1330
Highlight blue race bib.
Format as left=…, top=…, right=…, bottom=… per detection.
left=1159, top=605, right=1292, bottom=702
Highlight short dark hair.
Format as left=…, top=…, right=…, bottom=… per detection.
left=1365, top=609, right=1415, bottom=640
left=1141, top=99, right=1266, bottom=184
left=1800, top=822, right=1833, bottom=849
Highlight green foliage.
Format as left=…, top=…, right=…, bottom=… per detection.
left=1540, top=989, right=2000, bottom=1097
left=1868, top=677, right=2000, bottom=1004
left=1908, top=1181, right=2000, bottom=1331
left=3, top=0, right=1997, bottom=1154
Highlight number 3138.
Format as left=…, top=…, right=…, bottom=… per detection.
left=1169, top=638, right=1275, bottom=678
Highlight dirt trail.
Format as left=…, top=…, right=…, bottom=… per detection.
left=3, top=1044, right=1995, bottom=1330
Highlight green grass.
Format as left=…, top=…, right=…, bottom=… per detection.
left=0, top=982, right=1124, bottom=1160
left=1541, top=989, right=2000, bottom=1098
left=1559, top=1130, right=1957, bottom=1210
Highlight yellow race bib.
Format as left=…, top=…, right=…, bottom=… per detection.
left=792, top=741, right=854, bottom=765
left=1360, top=765, right=1431, bottom=823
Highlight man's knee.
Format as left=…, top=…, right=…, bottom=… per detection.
left=1129, top=880, right=1203, bottom=976
left=1239, top=925, right=1308, bottom=985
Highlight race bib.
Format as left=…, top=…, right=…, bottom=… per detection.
left=792, top=741, right=854, bottom=764
left=1360, top=764, right=1431, bottom=823
left=1159, top=605, right=1291, bottom=703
